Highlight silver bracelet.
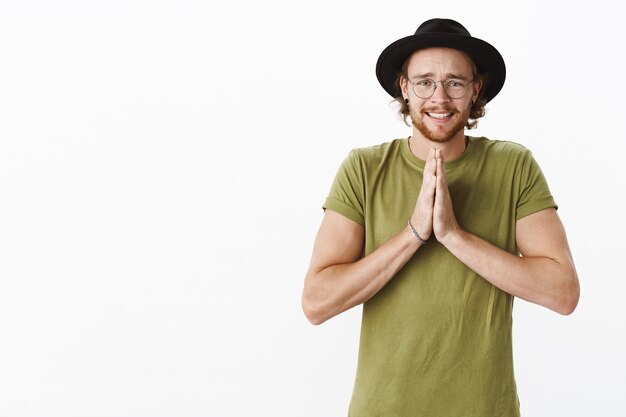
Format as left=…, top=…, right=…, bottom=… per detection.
left=408, top=219, right=428, bottom=244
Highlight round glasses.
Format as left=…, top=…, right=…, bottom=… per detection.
left=407, top=77, right=475, bottom=99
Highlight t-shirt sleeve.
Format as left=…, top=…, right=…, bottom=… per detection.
left=322, top=150, right=365, bottom=225
left=516, top=150, right=558, bottom=220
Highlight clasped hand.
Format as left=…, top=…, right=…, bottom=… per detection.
left=409, top=148, right=461, bottom=245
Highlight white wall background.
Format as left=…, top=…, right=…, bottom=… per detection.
left=0, top=1, right=623, bottom=416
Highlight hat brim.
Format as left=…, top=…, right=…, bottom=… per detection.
left=376, top=33, right=506, bottom=103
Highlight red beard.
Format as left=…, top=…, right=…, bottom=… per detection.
left=411, top=104, right=471, bottom=143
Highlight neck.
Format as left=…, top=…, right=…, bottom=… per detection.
left=409, top=129, right=468, bottom=161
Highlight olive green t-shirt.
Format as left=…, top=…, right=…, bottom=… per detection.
left=323, top=136, right=557, bottom=417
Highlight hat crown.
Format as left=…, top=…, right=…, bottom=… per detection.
left=415, top=18, right=471, bottom=37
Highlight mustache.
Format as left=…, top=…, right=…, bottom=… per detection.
left=422, top=107, right=457, bottom=113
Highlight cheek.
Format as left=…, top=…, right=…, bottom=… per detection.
left=465, top=99, right=474, bottom=113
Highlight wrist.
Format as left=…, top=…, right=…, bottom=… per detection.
left=407, top=219, right=428, bottom=246
left=438, top=226, right=465, bottom=248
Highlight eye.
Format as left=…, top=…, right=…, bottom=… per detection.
left=416, top=79, right=433, bottom=87
left=446, top=80, right=464, bottom=87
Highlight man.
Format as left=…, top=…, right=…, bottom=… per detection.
left=301, top=18, right=580, bottom=416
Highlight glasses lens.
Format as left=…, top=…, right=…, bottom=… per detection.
left=444, top=80, right=469, bottom=99
left=412, top=79, right=435, bottom=99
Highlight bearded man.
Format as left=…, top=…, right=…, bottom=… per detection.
left=302, top=18, right=580, bottom=416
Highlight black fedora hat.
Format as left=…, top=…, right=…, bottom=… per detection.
left=376, top=18, right=506, bottom=102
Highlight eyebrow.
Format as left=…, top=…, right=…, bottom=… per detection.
left=410, top=72, right=471, bottom=80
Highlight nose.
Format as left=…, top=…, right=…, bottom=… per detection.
left=430, top=81, right=451, bottom=104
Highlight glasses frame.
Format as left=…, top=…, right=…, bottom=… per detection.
left=406, top=77, right=476, bottom=99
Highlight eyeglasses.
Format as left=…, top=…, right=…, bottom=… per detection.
left=406, top=77, right=475, bottom=99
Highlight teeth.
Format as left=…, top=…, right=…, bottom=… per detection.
left=428, top=112, right=452, bottom=119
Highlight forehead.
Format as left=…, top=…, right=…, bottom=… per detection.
left=405, top=47, right=476, bottom=77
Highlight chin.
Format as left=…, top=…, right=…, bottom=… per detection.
left=413, top=118, right=465, bottom=143
left=423, top=130, right=458, bottom=143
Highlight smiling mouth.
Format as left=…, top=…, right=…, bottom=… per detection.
left=426, top=112, right=453, bottom=120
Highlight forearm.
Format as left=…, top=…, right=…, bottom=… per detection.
left=441, top=230, right=579, bottom=315
left=303, top=226, right=422, bottom=325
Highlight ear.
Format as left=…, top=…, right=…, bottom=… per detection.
left=399, top=75, right=409, bottom=100
left=471, top=78, right=484, bottom=102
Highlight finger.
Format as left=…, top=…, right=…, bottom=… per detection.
left=424, top=148, right=437, bottom=177
left=421, top=149, right=437, bottom=193
left=420, top=151, right=437, bottom=200
left=436, top=160, right=444, bottom=196
left=435, top=152, right=447, bottom=202
left=436, top=149, right=447, bottom=185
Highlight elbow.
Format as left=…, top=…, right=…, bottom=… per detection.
left=555, top=296, right=578, bottom=316
left=557, top=289, right=580, bottom=316
left=301, top=298, right=327, bottom=326
left=554, top=270, right=580, bottom=316
left=302, top=268, right=350, bottom=325
left=301, top=287, right=330, bottom=325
